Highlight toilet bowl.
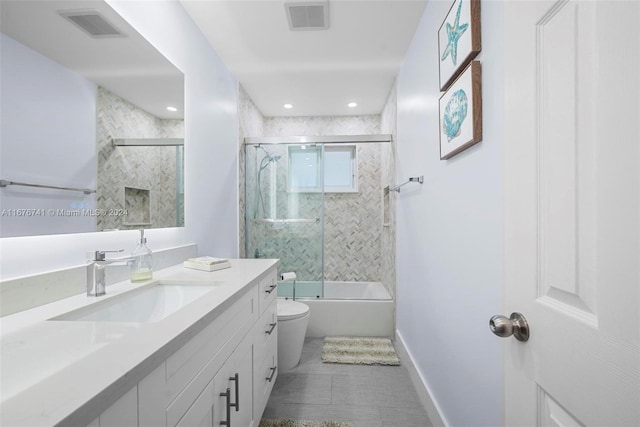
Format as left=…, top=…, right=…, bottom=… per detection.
left=277, top=299, right=310, bottom=371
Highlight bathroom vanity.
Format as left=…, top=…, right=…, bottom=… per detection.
left=0, top=259, right=279, bottom=427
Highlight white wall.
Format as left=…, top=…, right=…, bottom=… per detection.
left=0, top=0, right=238, bottom=280
left=395, top=1, right=503, bottom=426
left=0, top=34, right=97, bottom=237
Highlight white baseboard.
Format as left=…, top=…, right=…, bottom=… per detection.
left=395, top=330, right=448, bottom=427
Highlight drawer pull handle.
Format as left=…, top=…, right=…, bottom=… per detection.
left=266, top=322, right=277, bottom=335
left=229, top=373, right=239, bottom=412
left=266, top=366, right=277, bottom=382
left=265, top=284, right=277, bottom=294
left=220, top=388, right=231, bottom=426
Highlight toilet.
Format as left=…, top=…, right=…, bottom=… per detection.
left=277, top=299, right=310, bottom=371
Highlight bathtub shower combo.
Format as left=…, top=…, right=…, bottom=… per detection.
left=244, top=135, right=394, bottom=337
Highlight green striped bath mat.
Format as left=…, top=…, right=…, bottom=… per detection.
left=321, top=336, right=401, bottom=366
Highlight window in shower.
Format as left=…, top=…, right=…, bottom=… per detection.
left=288, top=145, right=322, bottom=192
left=288, top=144, right=357, bottom=193
left=324, top=144, right=357, bottom=192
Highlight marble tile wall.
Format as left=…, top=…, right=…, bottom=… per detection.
left=97, top=88, right=183, bottom=231
left=263, top=115, right=380, bottom=137
left=323, top=143, right=381, bottom=282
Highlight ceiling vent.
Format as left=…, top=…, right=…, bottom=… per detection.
left=58, top=10, right=125, bottom=38
left=284, top=0, right=329, bottom=31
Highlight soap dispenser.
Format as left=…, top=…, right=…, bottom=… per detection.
left=131, top=229, right=153, bottom=282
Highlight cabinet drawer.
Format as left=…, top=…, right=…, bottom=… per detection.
left=254, top=297, right=277, bottom=362
left=258, top=269, right=277, bottom=316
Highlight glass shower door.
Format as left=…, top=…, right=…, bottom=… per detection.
left=245, top=143, right=324, bottom=298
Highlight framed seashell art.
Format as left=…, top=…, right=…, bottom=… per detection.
left=438, top=0, right=481, bottom=91
left=439, top=61, right=482, bottom=160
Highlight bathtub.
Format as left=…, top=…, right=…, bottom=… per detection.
left=277, top=281, right=394, bottom=337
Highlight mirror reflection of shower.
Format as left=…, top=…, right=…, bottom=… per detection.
left=255, top=146, right=281, bottom=219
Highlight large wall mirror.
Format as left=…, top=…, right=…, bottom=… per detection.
left=0, top=0, right=185, bottom=238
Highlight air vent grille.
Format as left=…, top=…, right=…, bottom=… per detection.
left=58, top=10, right=125, bottom=38
left=285, top=1, right=329, bottom=31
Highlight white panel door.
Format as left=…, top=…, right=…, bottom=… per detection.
left=503, top=0, right=639, bottom=426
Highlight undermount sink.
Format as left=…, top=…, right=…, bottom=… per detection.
left=51, top=282, right=223, bottom=323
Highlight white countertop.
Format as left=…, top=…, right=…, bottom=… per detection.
left=0, top=258, right=279, bottom=427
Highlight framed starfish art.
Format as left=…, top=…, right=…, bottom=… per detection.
left=438, top=0, right=481, bottom=91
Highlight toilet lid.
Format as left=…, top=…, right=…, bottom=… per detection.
left=277, top=300, right=310, bottom=320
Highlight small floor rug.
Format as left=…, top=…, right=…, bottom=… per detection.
left=259, top=420, right=353, bottom=427
left=321, top=336, right=401, bottom=366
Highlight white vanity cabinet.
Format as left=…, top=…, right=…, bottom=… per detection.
left=0, top=260, right=281, bottom=427
left=92, top=319, right=251, bottom=427
left=92, top=266, right=279, bottom=427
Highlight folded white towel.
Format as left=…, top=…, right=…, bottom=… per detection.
left=187, top=256, right=229, bottom=265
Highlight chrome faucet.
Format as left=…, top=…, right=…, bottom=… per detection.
left=87, top=250, right=134, bottom=296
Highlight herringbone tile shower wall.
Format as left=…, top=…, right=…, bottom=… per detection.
left=323, top=143, right=381, bottom=282
left=96, top=88, right=183, bottom=231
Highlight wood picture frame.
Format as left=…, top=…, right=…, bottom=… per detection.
left=439, top=61, right=482, bottom=160
left=438, top=0, right=481, bottom=91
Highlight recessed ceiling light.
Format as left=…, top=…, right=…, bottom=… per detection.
left=284, top=103, right=293, bottom=109
left=166, top=106, right=178, bottom=112
left=348, top=102, right=358, bottom=108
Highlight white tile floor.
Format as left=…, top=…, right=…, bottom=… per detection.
left=262, top=338, right=433, bottom=427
